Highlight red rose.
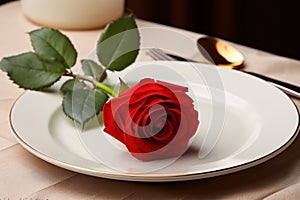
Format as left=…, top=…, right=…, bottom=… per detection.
left=102, top=78, right=199, bottom=161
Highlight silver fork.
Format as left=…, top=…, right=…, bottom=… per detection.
left=146, top=48, right=197, bottom=62
left=146, top=48, right=177, bottom=61
left=146, top=48, right=300, bottom=99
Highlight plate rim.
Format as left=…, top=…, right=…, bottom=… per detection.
left=10, top=114, right=299, bottom=181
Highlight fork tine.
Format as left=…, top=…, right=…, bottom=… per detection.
left=146, top=49, right=163, bottom=60
left=146, top=48, right=176, bottom=61
left=146, top=49, right=161, bottom=61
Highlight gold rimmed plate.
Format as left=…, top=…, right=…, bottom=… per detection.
left=9, top=61, right=299, bottom=182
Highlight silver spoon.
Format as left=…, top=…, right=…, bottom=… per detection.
left=197, top=37, right=300, bottom=99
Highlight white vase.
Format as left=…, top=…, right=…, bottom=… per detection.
left=21, top=0, right=124, bottom=30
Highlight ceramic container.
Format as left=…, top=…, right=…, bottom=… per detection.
left=21, top=0, right=124, bottom=30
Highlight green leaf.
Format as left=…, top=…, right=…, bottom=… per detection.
left=81, top=59, right=107, bottom=82
left=30, top=28, right=77, bottom=68
left=62, top=88, right=108, bottom=126
left=60, top=79, right=86, bottom=94
left=0, top=52, right=66, bottom=90
left=97, top=14, right=140, bottom=71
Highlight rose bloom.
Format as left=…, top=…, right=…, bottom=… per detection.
left=103, top=78, right=199, bottom=161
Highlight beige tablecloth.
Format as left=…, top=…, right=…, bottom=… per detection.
left=0, top=2, right=299, bottom=199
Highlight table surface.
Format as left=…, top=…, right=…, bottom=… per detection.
left=1, top=2, right=300, bottom=200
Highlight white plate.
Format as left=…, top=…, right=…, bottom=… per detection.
left=10, top=62, right=299, bottom=182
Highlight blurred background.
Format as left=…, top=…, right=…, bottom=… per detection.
left=1, top=0, right=299, bottom=60
left=126, top=0, right=300, bottom=60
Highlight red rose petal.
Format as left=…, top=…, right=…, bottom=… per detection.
left=102, top=78, right=199, bottom=161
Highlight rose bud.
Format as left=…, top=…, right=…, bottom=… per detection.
left=103, top=78, right=199, bottom=161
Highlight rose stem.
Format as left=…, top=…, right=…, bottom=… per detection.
left=64, top=72, right=118, bottom=97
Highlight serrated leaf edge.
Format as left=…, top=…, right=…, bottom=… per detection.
left=62, top=89, right=108, bottom=127
left=30, top=28, right=77, bottom=68
left=0, top=52, right=65, bottom=90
